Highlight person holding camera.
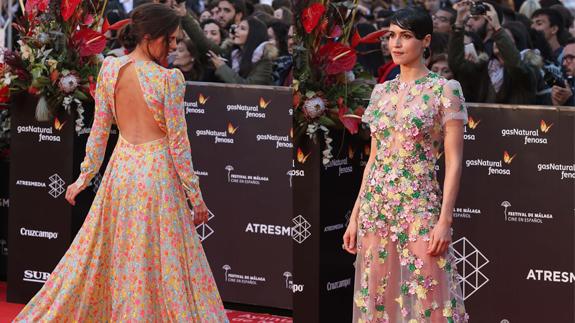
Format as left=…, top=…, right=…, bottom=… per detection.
left=550, top=41, right=575, bottom=105
left=449, top=1, right=537, bottom=104
left=464, top=0, right=502, bottom=57
left=175, top=3, right=276, bottom=85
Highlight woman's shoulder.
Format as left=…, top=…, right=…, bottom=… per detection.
left=430, top=73, right=461, bottom=91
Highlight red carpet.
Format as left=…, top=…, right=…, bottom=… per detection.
left=0, top=282, right=291, bottom=323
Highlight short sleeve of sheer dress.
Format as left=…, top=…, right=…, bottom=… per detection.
left=361, top=83, right=386, bottom=131
left=440, top=79, right=468, bottom=125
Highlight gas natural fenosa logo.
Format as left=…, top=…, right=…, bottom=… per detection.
left=467, top=116, right=480, bottom=130
left=195, top=123, right=236, bottom=144
left=54, top=117, right=66, bottom=130
left=502, top=151, right=516, bottom=164
left=297, top=147, right=311, bottom=164
left=198, top=93, right=209, bottom=105
left=259, top=97, right=271, bottom=109
left=227, top=122, right=239, bottom=135
left=465, top=150, right=514, bottom=175
left=501, top=120, right=552, bottom=144
left=540, top=120, right=553, bottom=133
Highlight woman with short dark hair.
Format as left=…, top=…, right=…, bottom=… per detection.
left=343, top=8, right=469, bottom=322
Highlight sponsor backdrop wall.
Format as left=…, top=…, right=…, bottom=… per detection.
left=7, top=96, right=117, bottom=303
left=1, top=159, right=8, bottom=281
left=183, top=82, right=294, bottom=309
left=293, top=104, right=575, bottom=322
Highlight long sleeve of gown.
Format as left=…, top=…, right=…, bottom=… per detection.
left=163, top=68, right=203, bottom=206
left=75, top=57, right=113, bottom=189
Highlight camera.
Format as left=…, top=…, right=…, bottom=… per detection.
left=544, top=69, right=566, bottom=88
left=470, top=1, right=489, bottom=16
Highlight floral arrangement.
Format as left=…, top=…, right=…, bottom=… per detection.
left=0, top=0, right=120, bottom=132
left=292, top=0, right=386, bottom=164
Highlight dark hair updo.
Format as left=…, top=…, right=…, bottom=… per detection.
left=389, top=8, right=433, bottom=58
left=118, top=3, right=181, bottom=57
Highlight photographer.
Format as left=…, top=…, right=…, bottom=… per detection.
left=464, top=0, right=503, bottom=56
left=550, top=41, right=575, bottom=106
left=449, top=1, right=537, bottom=103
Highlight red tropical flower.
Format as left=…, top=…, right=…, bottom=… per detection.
left=25, top=0, right=50, bottom=17
left=318, top=42, right=357, bottom=75
left=301, top=3, right=325, bottom=34
left=337, top=98, right=361, bottom=134
left=72, top=27, right=107, bottom=57
left=0, top=86, right=9, bottom=103
left=61, top=0, right=82, bottom=21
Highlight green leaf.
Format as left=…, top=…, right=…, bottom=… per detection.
left=318, top=115, right=337, bottom=127
left=412, top=117, right=423, bottom=128
left=378, top=250, right=388, bottom=260
left=305, top=91, right=316, bottom=98
left=400, top=283, right=409, bottom=295
left=425, top=309, right=432, bottom=317
left=423, top=94, right=430, bottom=104
left=376, top=305, right=385, bottom=311
left=73, top=90, right=89, bottom=101
left=408, top=263, right=416, bottom=272
left=398, top=232, right=408, bottom=244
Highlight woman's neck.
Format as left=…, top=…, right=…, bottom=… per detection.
left=130, top=45, right=154, bottom=61
left=178, top=63, right=194, bottom=72
left=399, top=60, right=430, bottom=82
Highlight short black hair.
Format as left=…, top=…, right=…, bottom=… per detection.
left=438, top=6, right=456, bottom=25
left=390, top=8, right=433, bottom=40
left=532, top=8, right=565, bottom=29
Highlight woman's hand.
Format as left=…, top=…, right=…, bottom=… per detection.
left=193, top=200, right=209, bottom=225
left=342, top=208, right=359, bottom=254
left=427, top=220, right=452, bottom=256
left=453, top=0, right=471, bottom=26
left=207, top=50, right=226, bottom=68
left=484, top=3, right=501, bottom=32
left=65, top=182, right=84, bottom=206
left=464, top=52, right=478, bottom=63
left=173, top=1, right=188, bottom=17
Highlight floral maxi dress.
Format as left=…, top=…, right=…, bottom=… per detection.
left=354, top=73, right=469, bottom=323
left=14, top=56, right=228, bottom=322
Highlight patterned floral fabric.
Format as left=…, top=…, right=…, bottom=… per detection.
left=14, top=56, right=228, bottom=322
left=354, top=72, right=468, bottom=323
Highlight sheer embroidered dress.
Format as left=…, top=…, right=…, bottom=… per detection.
left=354, top=72, right=468, bottom=323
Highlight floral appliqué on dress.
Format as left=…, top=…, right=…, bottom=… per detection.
left=353, top=73, right=469, bottom=323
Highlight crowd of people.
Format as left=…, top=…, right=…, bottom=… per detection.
left=104, top=0, right=294, bottom=86
left=355, top=0, right=575, bottom=106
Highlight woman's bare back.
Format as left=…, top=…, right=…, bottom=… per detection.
left=114, top=62, right=166, bottom=144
